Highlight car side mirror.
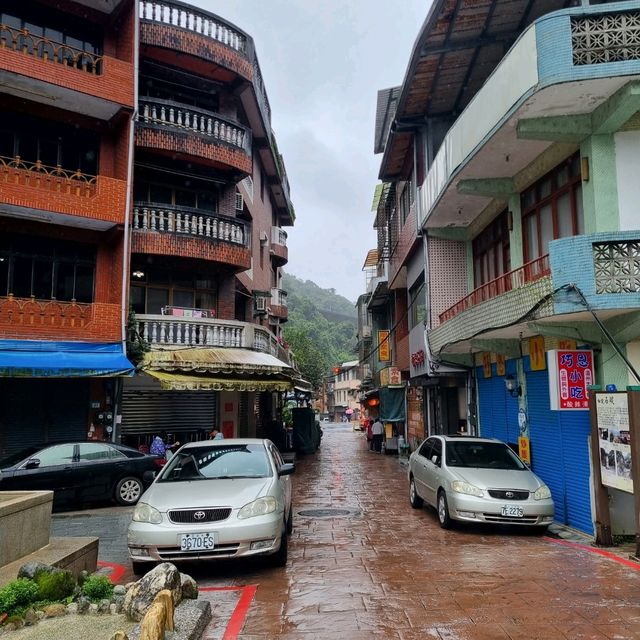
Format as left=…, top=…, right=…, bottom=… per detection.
left=25, top=459, right=40, bottom=470
left=143, top=470, right=156, bottom=484
left=431, top=455, right=440, bottom=467
left=278, top=463, right=295, bottom=476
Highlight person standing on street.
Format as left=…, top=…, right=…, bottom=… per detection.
left=371, top=418, right=384, bottom=453
left=210, top=428, right=224, bottom=440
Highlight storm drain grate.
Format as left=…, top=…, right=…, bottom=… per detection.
left=297, top=507, right=360, bottom=519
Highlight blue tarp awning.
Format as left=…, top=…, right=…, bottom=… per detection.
left=0, top=340, right=135, bottom=377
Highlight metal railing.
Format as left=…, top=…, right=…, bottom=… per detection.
left=0, top=155, right=97, bottom=197
left=137, top=98, right=251, bottom=153
left=0, top=23, right=102, bottom=73
left=439, top=254, right=551, bottom=323
left=271, top=288, right=288, bottom=308
left=271, top=226, right=287, bottom=247
left=132, top=203, right=247, bottom=246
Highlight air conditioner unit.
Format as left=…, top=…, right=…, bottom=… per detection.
left=235, top=192, right=244, bottom=211
left=259, top=231, right=268, bottom=244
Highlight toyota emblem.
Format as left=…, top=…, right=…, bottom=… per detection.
left=193, top=511, right=206, bottom=520
left=505, top=492, right=514, bottom=499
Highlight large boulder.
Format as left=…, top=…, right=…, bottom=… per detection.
left=17, top=562, right=57, bottom=580
left=123, top=563, right=182, bottom=622
left=180, top=573, right=198, bottom=600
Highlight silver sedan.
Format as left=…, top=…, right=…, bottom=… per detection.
left=408, top=435, right=554, bottom=531
left=127, top=438, right=294, bottom=573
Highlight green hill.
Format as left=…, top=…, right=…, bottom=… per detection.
left=282, top=273, right=357, bottom=390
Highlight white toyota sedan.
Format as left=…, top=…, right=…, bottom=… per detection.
left=127, top=438, right=294, bottom=573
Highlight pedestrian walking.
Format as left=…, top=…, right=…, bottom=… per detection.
left=371, top=418, right=384, bottom=453
left=149, top=433, right=180, bottom=459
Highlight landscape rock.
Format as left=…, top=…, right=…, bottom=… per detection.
left=112, top=596, right=125, bottom=614
left=66, top=603, right=78, bottom=615
left=109, top=603, right=118, bottom=615
left=89, top=603, right=99, bottom=615
left=76, top=596, right=90, bottom=614
left=17, top=562, right=56, bottom=580
left=35, top=611, right=45, bottom=620
left=123, top=563, right=182, bottom=622
left=113, top=585, right=127, bottom=597
left=98, top=599, right=111, bottom=613
left=180, top=573, right=198, bottom=600
left=23, top=609, right=37, bottom=626
left=77, top=570, right=90, bottom=586
left=43, top=604, right=67, bottom=618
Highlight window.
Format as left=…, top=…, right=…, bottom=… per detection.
left=473, top=211, right=510, bottom=288
left=27, top=444, right=75, bottom=468
left=409, top=276, right=426, bottom=329
left=134, top=179, right=219, bottom=213
left=0, top=234, right=96, bottom=302
left=521, top=153, right=583, bottom=262
left=78, top=443, right=125, bottom=461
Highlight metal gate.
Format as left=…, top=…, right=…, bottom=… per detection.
left=526, top=361, right=593, bottom=534
left=476, top=361, right=520, bottom=445
left=0, top=379, right=89, bottom=456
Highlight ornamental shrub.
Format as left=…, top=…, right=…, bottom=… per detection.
left=0, top=579, right=39, bottom=615
left=34, top=570, right=76, bottom=602
left=81, top=575, right=113, bottom=601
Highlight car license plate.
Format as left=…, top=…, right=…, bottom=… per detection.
left=180, top=533, right=215, bottom=551
left=501, top=505, right=524, bottom=518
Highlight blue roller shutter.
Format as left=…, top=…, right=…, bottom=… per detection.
left=525, top=359, right=593, bottom=534
left=476, top=362, right=520, bottom=445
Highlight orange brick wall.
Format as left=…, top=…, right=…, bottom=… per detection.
left=135, top=127, right=252, bottom=176
left=140, top=22, right=253, bottom=81
left=131, top=231, right=251, bottom=270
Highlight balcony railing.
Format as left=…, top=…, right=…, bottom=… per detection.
left=132, top=203, right=247, bottom=246
left=0, top=155, right=97, bottom=197
left=137, top=98, right=251, bottom=153
left=0, top=24, right=102, bottom=74
left=0, top=295, right=92, bottom=328
left=136, top=314, right=296, bottom=368
left=271, top=288, right=288, bottom=308
left=140, top=1, right=246, bottom=52
left=271, top=226, right=287, bottom=247
left=439, top=254, right=551, bottom=323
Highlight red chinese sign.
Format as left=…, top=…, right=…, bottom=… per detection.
left=548, top=349, right=594, bottom=410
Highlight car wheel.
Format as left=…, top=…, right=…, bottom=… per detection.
left=271, top=520, right=288, bottom=567
left=409, top=477, right=423, bottom=509
left=286, top=509, right=293, bottom=535
left=115, top=476, right=143, bottom=506
left=437, top=490, right=452, bottom=529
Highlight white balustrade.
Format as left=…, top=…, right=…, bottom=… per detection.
left=138, top=99, right=249, bottom=152
left=139, top=1, right=246, bottom=52
left=271, top=226, right=287, bottom=247
left=133, top=206, right=246, bottom=246
left=137, top=315, right=245, bottom=347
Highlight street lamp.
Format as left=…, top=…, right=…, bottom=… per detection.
left=505, top=375, right=521, bottom=398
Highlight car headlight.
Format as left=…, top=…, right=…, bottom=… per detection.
left=534, top=485, right=552, bottom=500
left=237, top=496, right=277, bottom=520
left=132, top=502, right=163, bottom=524
left=451, top=480, right=484, bottom=497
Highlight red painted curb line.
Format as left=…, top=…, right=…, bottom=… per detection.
left=96, top=560, right=126, bottom=584
left=544, top=536, right=640, bottom=570
left=200, top=585, right=258, bottom=640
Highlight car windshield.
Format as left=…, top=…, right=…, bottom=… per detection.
left=158, top=444, right=272, bottom=482
left=0, top=446, right=42, bottom=469
left=445, top=441, right=526, bottom=470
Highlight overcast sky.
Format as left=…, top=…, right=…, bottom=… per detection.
left=192, top=1, right=428, bottom=302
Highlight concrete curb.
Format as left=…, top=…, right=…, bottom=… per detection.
left=128, top=599, right=212, bottom=640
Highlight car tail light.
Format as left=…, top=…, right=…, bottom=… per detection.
left=153, top=457, right=166, bottom=469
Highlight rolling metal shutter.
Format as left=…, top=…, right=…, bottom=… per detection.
left=0, top=380, right=89, bottom=455
left=121, top=390, right=218, bottom=435
left=476, top=362, right=519, bottom=444
left=525, top=360, right=593, bottom=534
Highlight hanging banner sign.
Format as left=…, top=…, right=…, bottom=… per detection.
left=595, top=393, right=632, bottom=494
left=530, top=336, right=546, bottom=371
left=496, top=354, right=506, bottom=376
left=380, top=367, right=402, bottom=387
left=548, top=349, right=594, bottom=410
left=518, top=436, right=531, bottom=465
left=378, top=330, right=390, bottom=362
left=482, top=353, right=492, bottom=378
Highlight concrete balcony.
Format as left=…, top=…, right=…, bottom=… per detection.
left=135, top=98, right=252, bottom=174
left=421, top=3, right=640, bottom=231
left=136, top=314, right=295, bottom=368
left=131, top=203, right=251, bottom=270
left=0, top=156, right=127, bottom=230
left=0, top=25, right=134, bottom=119
left=0, top=297, right=122, bottom=342
left=270, top=226, right=288, bottom=265
left=270, top=288, right=288, bottom=321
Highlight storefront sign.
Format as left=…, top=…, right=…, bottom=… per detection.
left=595, top=393, right=632, bottom=494
left=548, top=349, right=594, bottom=410
left=518, top=436, right=531, bottom=465
left=482, top=353, right=492, bottom=378
left=558, top=339, right=577, bottom=350
left=529, top=336, right=546, bottom=371
left=378, top=330, right=391, bottom=362
left=496, top=354, right=506, bottom=376
left=380, top=367, right=402, bottom=387
left=411, top=349, right=425, bottom=369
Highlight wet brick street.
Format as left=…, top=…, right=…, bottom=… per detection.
left=53, top=424, right=640, bottom=639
